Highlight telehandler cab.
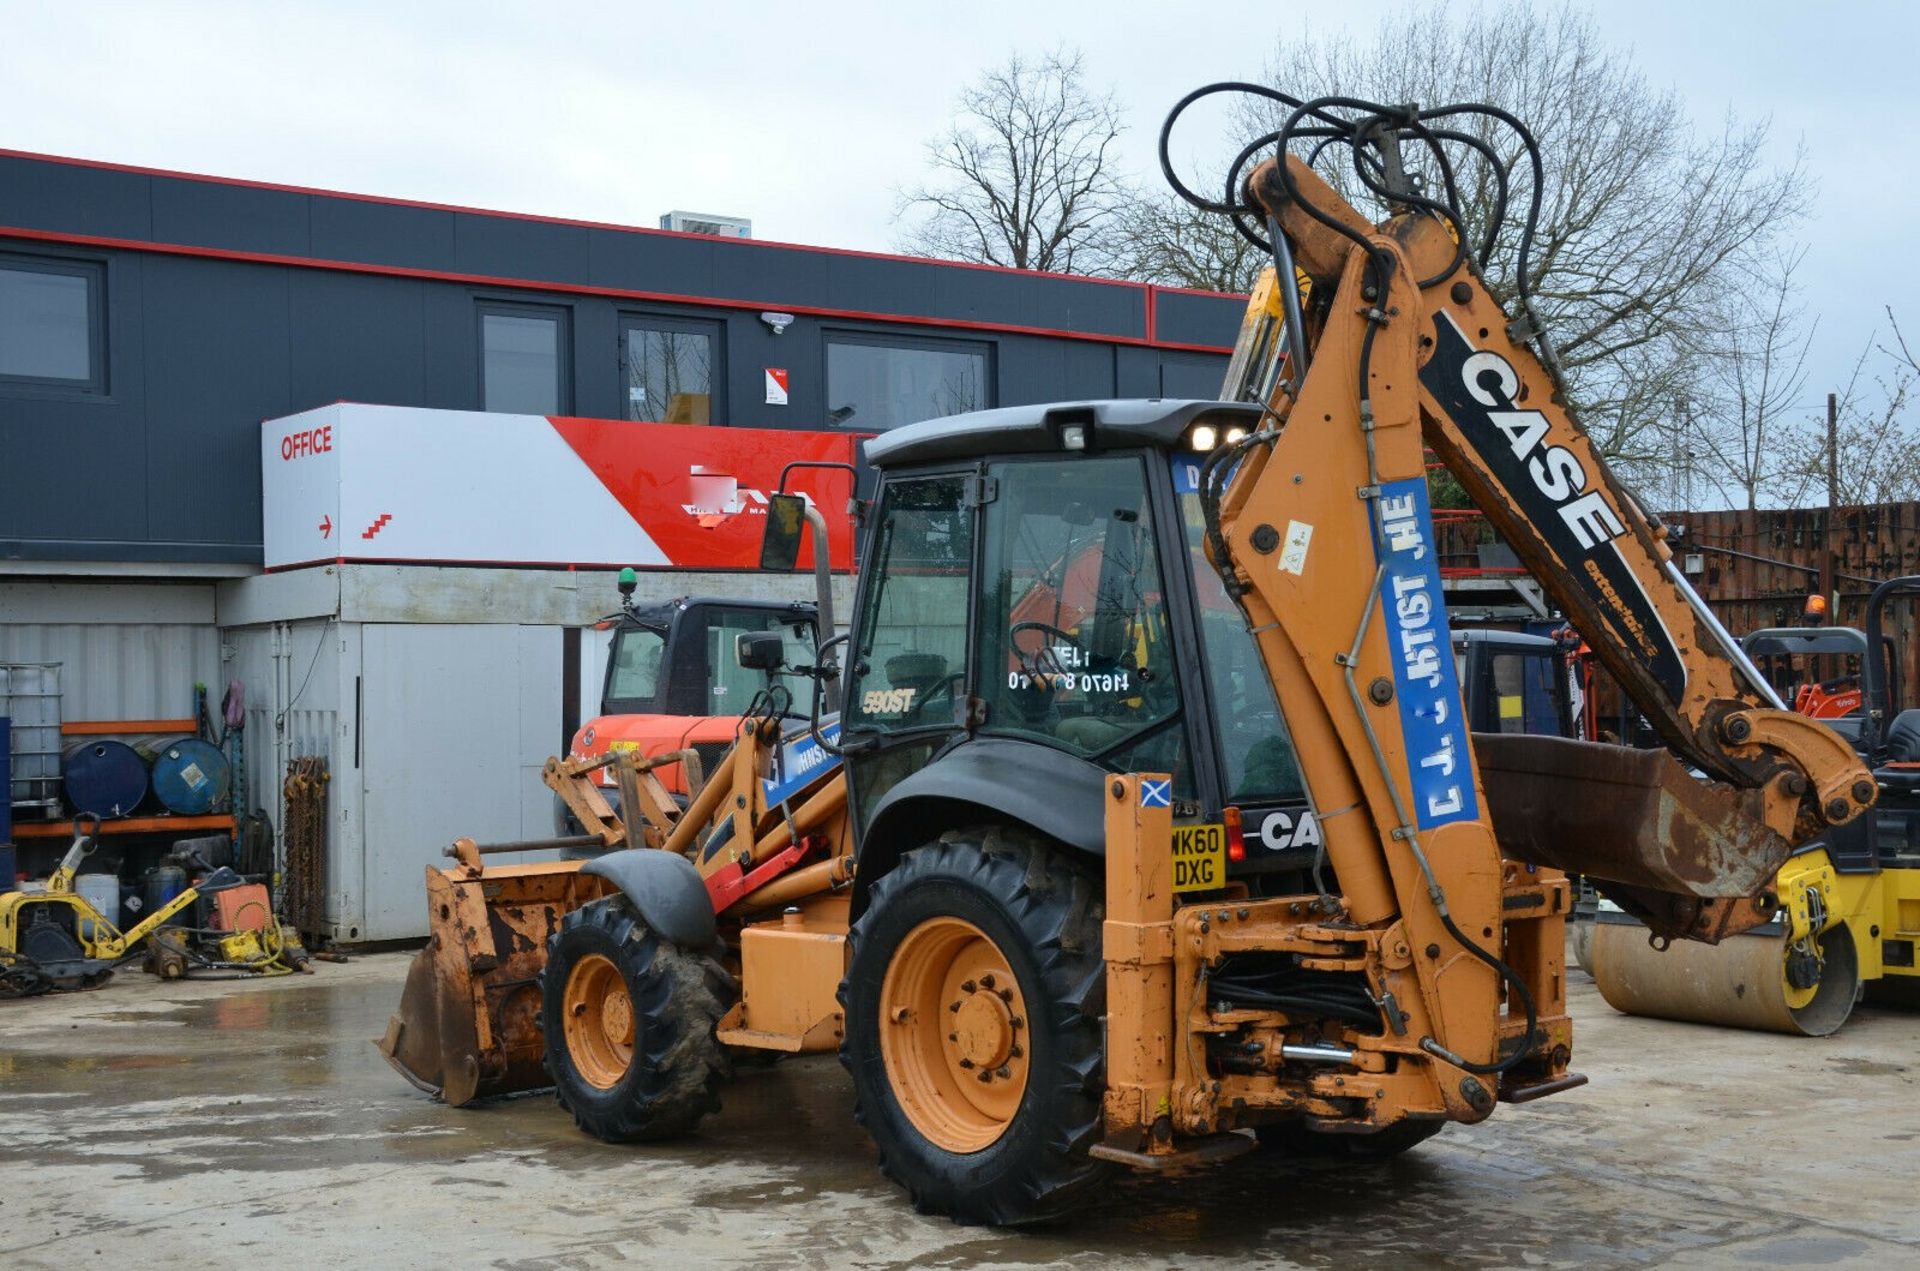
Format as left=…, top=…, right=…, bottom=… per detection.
left=382, top=85, right=1874, bottom=1225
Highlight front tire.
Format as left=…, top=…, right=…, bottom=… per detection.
left=541, top=896, right=731, bottom=1141
left=841, top=825, right=1110, bottom=1225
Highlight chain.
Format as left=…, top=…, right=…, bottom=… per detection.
left=282, top=755, right=331, bottom=942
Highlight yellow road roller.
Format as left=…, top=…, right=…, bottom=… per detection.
left=1592, top=576, right=1920, bottom=1035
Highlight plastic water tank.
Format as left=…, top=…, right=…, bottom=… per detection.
left=140, top=738, right=229, bottom=816
left=62, top=740, right=148, bottom=819
left=75, top=872, right=121, bottom=941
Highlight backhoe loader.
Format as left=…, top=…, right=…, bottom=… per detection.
left=381, top=86, right=1874, bottom=1225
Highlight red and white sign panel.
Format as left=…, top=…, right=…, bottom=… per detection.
left=262, top=404, right=858, bottom=572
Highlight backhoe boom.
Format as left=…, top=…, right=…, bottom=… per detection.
left=1214, top=151, right=1873, bottom=942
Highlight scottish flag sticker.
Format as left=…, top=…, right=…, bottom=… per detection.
left=1140, top=779, right=1172, bottom=808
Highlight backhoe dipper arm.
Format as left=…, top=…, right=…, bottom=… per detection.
left=1208, top=152, right=1872, bottom=945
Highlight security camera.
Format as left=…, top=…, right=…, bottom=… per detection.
left=760, top=311, right=795, bottom=335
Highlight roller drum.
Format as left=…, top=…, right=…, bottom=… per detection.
left=1591, top=918, right=1860, bottom=1036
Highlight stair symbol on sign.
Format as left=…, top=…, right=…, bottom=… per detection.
left=362, top=514, right=393, bottom=540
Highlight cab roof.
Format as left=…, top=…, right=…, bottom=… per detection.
left=1451, top=629, right=1559, bottom=651
left=1741, top=626, right=1869, bottom=657
left=861, top=399, right=1265, bottom=469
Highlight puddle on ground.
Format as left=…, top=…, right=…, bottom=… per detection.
left=1826, top=1057, right=1908, bottom=1077
left=5, top=971, right=1915, bottom=1270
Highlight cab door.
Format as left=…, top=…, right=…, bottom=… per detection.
left=838, top=471, right=978, bottom=831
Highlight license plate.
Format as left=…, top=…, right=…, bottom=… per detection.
left=1171, top=822, right=1227, bottom=893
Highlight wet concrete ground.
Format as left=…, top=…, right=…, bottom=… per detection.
left=3, top=953, right=1917, bottom=1269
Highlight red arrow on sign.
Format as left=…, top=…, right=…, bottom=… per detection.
left=319, top=515, right=333, bottom=538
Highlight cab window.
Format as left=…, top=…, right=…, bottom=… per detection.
left=975, top=456, right=1183, bottom=775
left=1174, top=458, right=1306, bottom=802
left=703, top=608, right=816, bottom=716
left=604, top=626, right=666, bottom=713
left=844, top=476, right=973, bottom=735
left=1485, top=649, right=1570, bottom=737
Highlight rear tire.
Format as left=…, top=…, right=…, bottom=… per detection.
left=841, top=825, right=1110, bottom=1225
left=541, top=896, right=731, bottom=1141
left=1255, top=1118, right=1443, bottom=1159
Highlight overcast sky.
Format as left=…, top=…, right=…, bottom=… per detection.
left=4, top=0, right=1913, bottom=425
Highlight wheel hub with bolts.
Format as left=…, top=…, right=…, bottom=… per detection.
left=880, top=916, right=1032, bottom=1151
left=562, top=952, right=637, bottom=1090
left=950, top=974, right=1022, bottom=1076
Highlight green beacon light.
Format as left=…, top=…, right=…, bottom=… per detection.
left=617, top=567, right=637, bottom=601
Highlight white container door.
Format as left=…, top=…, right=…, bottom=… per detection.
left=358, top=624, right=561, bottom=940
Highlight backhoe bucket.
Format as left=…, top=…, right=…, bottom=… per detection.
left=378, top=861, right=611, bottom=1106
left=1474, top=734, right=1791, bottom=900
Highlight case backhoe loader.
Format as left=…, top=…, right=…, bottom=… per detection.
left=381, top=86, right=1874, bottom=1225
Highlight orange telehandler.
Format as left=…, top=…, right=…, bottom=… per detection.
left=381, top=86, right=1874, bottom=1224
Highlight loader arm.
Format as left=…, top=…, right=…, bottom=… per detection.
left=1206, top=146, right=1872, bottom=946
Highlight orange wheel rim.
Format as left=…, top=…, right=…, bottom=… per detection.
left=879, top=916, right=1030, bottom=1153
left=563, top=952, right=634, bottom=1089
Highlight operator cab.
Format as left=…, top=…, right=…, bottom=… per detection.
left=1451, top=629, right=1574, bottom=738
left=1740, top=625, right=1894, bottom=739
left=844, top=399, right=1324, bottom=891
left=560, top=594, right=819, bottom=836
left=602, top=596, right=818, bottom=721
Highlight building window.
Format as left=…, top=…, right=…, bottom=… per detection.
left=826, top=334, right=989, bottom=430
left=623, top=315, right=722, bottom=423
left=0, top=255, right=105, bottom=392
left=1160, top=352, right=1228, bottom=400
left=479, top=303, right=569, bottom=414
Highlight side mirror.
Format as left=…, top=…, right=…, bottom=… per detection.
left=736, top=631, right=787, bottom=672
left=760, top=493, right=808, bottom=571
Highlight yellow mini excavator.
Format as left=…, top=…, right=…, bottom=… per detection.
left=381, top=85, right=1874, bottom=1225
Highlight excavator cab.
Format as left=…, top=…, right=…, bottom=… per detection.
left=1452, top=629, right=1575, bottom=738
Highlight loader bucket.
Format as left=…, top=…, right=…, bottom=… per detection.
left=378, top=861, right=612, bottom=1106
left=1474, top=733, right=1791, bottom=899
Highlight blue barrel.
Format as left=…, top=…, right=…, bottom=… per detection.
left=146, top=864, right=189, bottom=926
left=141, top=737, right=229, bottom=816
left=62, top=740, right=149, bottom=819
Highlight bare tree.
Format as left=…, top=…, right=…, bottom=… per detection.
left=896, top=49, right=1127, bottom=273
left=1686, top=249, right=1816, bottom=510
left=1109, top=189, right=1265, bottom=293
left=1775, top=320, right=1920, bottom=508
left=1132, top=7, right=1807, bottom=491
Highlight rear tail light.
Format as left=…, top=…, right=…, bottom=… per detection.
left=1224, top=805, right=1247, bottom=863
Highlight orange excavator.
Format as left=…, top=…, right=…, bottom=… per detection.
left=381, top=85, right=1874, bottom=1225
